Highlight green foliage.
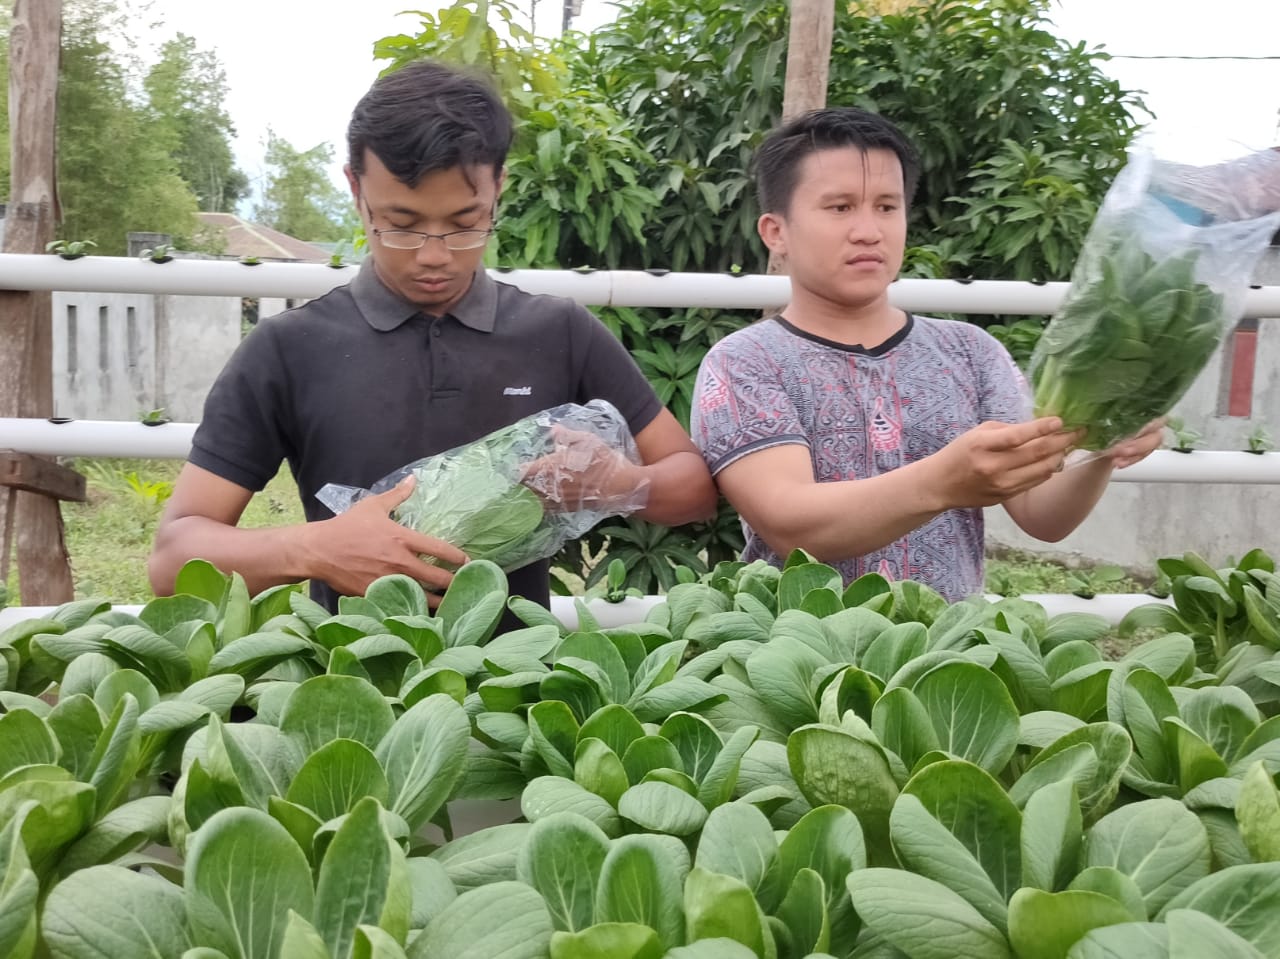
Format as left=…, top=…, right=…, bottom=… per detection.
left=142, top=33, right=248, bottom=214
left=254, top=129, right=354, bottom=242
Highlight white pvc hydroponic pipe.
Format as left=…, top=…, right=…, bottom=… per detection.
left=2, top=419, right=1279, bottom=485
left=0, top=591, right=1169, bottom=632
left=3, top=254, right=1280, bottom=317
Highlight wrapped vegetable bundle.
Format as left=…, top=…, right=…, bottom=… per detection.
left=317, top=399, right=649, bottom=571
left=1030, top=146, right=1280, bottom=451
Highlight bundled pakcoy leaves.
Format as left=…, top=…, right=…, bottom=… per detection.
left=318, top=399, right=649, bottom=572
left=1030, top=147, right=1280, bottom=451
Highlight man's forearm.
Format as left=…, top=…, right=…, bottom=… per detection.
left=148, top=516, right=317, bottom=597
left=1003, top=456, right=1113, bottom=543
left=746, top=458, right=947, bottom=563
left=636, top=451, right=719, bottom=526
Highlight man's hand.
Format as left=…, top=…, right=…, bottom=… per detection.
left=304, top=476, right=468, bottom=606
left=1103, top=417, right=1166, bottom=469
left=520, top=427, right=651, bottom=515
left=930, top=417, right=1083, bottom=509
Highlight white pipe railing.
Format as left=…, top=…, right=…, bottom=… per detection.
left=1, top=253, right=1279, bottom=317
left=1, top=417, right=1279, bottom=483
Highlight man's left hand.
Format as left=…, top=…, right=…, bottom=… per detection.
left=1105, top=418, right=1167, bottom=469
left=520, top=427, right=651, bottom=514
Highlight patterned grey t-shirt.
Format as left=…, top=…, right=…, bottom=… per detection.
left=691, top=315, right=1031, bottom=602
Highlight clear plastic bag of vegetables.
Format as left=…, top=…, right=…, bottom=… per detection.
left=316, top=399, right=650, bottom=571
left=1029, top=144, right=1280, bottom=451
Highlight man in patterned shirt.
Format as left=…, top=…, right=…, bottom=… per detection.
left=691, top=108, right=1164, bottom=601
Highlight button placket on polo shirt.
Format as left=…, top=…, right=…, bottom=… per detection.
left=428, top=316, right=462, bottom=399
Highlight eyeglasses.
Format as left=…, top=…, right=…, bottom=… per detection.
left=371, top=225, right=495, bottom=251
left=358, top=188, right=496, bottom=251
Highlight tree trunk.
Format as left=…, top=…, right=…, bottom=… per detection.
left=0, top=0, right=73, bottom=604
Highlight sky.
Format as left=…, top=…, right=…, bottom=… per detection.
left=137, top=0, right=1280, bottom=208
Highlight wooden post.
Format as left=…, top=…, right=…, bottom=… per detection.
left=0, top=0, right=74, bottom=604
left=781, top=0, right=836, bottom=124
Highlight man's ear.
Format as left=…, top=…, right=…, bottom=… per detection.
left=758, top=211, right=787, bottom=257
left=344, top=164, right=359, bottom=201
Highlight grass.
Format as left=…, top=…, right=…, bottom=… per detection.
left=5, top=459, right=1156, bottom=611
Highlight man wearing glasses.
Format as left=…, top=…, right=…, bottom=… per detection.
left=148, top=61, right=717, bottom=615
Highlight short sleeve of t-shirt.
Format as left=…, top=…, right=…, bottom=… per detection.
left=973, top=329, right=1033, bottom=425
left=571, top=306, right=665, bottom=437
left=188, top=324, right=293, bottom=492
left=691, top=329, right=809, bottom=475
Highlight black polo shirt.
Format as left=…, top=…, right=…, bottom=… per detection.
left=189, top=260, right=663, bottom=613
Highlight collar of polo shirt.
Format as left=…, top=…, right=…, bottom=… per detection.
left=351, top=259, right=498, bottom=334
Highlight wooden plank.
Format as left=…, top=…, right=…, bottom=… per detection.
left=0, top=452, right=86, bottom=502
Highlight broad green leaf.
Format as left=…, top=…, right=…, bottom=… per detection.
left=1165, top=908, right=1267, bottom=959
left=434, top=560, right=508, bottom=647
left=575, top=738, right=630, bottom=807
left=430, top=823, right=531, bottom=892
left=0, top=816, right=37, bottom=959
left=1021, top=779, right=1083, bottom=892
left=0, top=707, right=60, bottom=779
left=1007, top=888, right=1135, bottom=959
left=549, top=923, right=663, bottom=959
left=581, top=704, right=647, bottom=760
left=365, top=575, right=430, bottom=619
left=787, top=726, right=896, bottom=862
left=776, top=868, right=830, bottom=956
left=817, top=666, right=882, bottom=727
left=1068, top=868, right=1147, bottom=922
left=185, top=807, right=314, bottom=959
left=745, top=638, right=825, bottom=731
left=777, top=563, right=843, bottom=612
left=663, top=941, right=758, bottom=959
left=516, top=812, right=611, bottom=932
left=890, top=793, right=1008, bottom=934
left=1163, top=717, right=1229, bottom=794
left=1119, top=633, right=1195, bottom=684
left=697, top=725, right=758, bottom=810
left=407, top=856, right=456, bottom=930
left=42, top=865, right=190, bottom=959
left=175, top=559, right=229, bottom=606
left=623, top=736, right=686, bottom=785
left=206, top=631, right=313, bottom=676
left=1051, top=662, right=1112, bottom=720
left=618, top=781, right=709, bottom=836
left=278, top=912, right=330, bottom=959
left=695, top=801, right=778, bottom=894
left=401, top=667, right=467, bottom=709
left=280, top=674, right=395, bottom=754
left=528, top=700, right=580, bottom=778
left=408, top=881, right=552, bottom=959
left=659, top=712, right=722, bottom=784
left=58, top=651, right=120, bottom=701
left=847, top=868, right=1010, bottom=959
left=94, top=668, right=159, bottom=715
left=1179, top=686, right=1259, bottom=765
left=1019, top=711, right=1087, bottom=750
left=912, top=662, right=1019, bottom=774
left=861, top=622, right=930, bottom=684
left=284, top=738, right=390, bottom=822
left=1237, top=760, right=1280, bottom=862
left=375, top=693, right=470, bottom=831
left=268, top=797, right=324, bottom=862
left=1022, top=723, right=1133, bottom=824
left=872, top=686, right=941, bottom=771
left=315, top=796, right=410, bottom=959
left=1084, top=799, right=1210, bottom=914
left=684, top=866, right=774, bottom=959
left=85, top=694, right=142, bottom=817
left=628, top=676, right=726, bottom=723
left=522, top=776, right=624, bottom=837
left=58, top=794, right=170, bottom=874
left=763, top=804, right=864, bottom=943
left=1063, top=921, right=1168, bottom=958
left=904, top=760, right=1022, bottom=901
left=596, top=835, right=685, bottom=947
left=354, top=924, right=411, bottom=959
left=1158, top=863, right=1280, bottom=953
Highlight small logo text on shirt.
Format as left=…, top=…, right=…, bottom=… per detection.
left=503, top=386, right=533, bottom=396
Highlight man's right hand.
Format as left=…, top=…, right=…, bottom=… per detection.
left=929, top=417, right=1082, bottom=509
left=303, top=476, right=468, bottom=605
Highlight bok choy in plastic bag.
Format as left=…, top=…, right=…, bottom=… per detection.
left=316, top=399, right=650, bottom=571
left=1029, top=145, right=1280, bottom=451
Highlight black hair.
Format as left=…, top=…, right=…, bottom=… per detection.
left=755, top=107, right=921, bottom=214
left=347, top=60, right=514, bottom=187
